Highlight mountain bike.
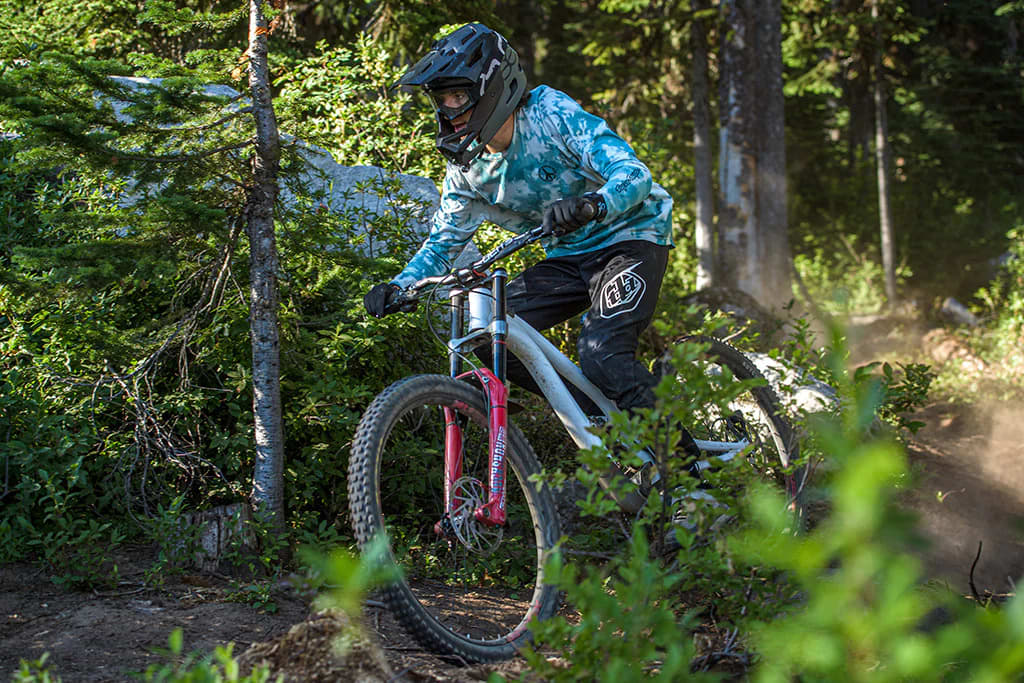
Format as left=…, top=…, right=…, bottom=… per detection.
left=347, top=225, right=805, bottom=663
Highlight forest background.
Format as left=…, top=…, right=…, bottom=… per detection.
left=2, top=0, right=1024, bottom=679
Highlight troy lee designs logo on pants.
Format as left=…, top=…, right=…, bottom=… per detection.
left=599, top=263, right=647, bottom=319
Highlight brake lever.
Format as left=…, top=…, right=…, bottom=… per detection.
left=384, top=289, right=418, bottom=315
left=453, top=267, right=488, bottom=287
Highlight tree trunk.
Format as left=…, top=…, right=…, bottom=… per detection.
left=754, top=0, right=792, bottom=306
left=246, top=0, right=286, bottom=533
left=873, top=0, right=897, bottom=305
left=692, top=0, right=715, bottom=290
left=507, top=0, right=538, bottom=76
left=718, top=0, right=758, bottom=298
left=717, top=0, right=792, bottom=309
left=716, top=0, right=765, bottom=296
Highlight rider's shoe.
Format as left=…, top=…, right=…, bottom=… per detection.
left=662, top=489, right=734, bottom=552
left=629, top=458, right=704, bottom=498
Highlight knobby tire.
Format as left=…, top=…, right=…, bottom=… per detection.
left=348, top=374, right=561, bottom=663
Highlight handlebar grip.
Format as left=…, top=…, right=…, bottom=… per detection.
left=384, top=290, right=418, bottom=315
left=577, top=199, right=596, bottom=222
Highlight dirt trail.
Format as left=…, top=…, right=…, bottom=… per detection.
left=901, top=400, right=1024, bottom=596
left=3, top=345, right=1023, bottom=680
left=0, top=556, right=522, bottom=681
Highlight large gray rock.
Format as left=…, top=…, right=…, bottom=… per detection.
left=106, top=76, right=243, bottom=124
left=103, top=76, right=481, bottom=266
left=746, top=353, right=839, bottom=416
left=289, top=145, right=439, bottom=236
left=938, top=297, right=980, bottom=327
left=283, top=142, right=481, bottom=266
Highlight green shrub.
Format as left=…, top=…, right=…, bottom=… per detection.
left=736, top=332, right=1024, bottom=681
left=525, top=326, right=1020, bottom=680
left=969, top=223, right=1024, bottom=396
left=11, top=655, right=62, bottom=683
left=792, top=236, right=908, bottom=316
left=857, top=360, right=934, bottom=437
left=0, top=29, right=450, bottom=579
left=522, top=533, right=710, bottom=682
left=274, top=33, right=443, bottom=178
left=525, top=337, right=804, bottom=679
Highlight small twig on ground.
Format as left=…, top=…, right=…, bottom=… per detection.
left=8, top=614, right=49, bottom=627
left=692, top=634, right=753, bottom=673
left=387, top=667, right=415, bottom=683
left=92, top=586, right=149, bottom=598
left=969, top=540, right=984, bottom=603
left=739, top=568, right=756, bottom=618
left=725, top=628, right=740, bottom=650
left=614, top=513, right=633, bottom=541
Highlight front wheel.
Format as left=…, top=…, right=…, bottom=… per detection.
left=347, top=374, right=561, bottom=663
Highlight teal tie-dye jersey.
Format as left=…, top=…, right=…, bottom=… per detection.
left=391, top=85, right=674, bottom=287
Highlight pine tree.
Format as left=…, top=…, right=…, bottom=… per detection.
left=1, top=0, right=290, bottom=541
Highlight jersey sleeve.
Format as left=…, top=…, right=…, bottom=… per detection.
left=546, top=92, right=653, bottom=221
left=390, top=172, right=485, bottom=288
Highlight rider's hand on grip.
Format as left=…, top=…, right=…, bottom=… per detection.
left=364, top=282, right=400, bottom=318
left=541, top=193, right=604, bottom=237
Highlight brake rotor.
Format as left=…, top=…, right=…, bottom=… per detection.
left=448, top=476, right=504, bottom=554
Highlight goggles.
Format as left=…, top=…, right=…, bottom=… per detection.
left=428, top=87, right=475, bottom=120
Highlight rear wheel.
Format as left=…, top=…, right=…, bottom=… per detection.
left=657, top=335, right=807, bottom=526
left=348, top=374, right=561, bottom=663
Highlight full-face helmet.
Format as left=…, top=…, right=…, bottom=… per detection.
left=396, top=23, right=528, bottom=167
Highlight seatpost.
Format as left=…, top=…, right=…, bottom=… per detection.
left=491, top=269, right=508, bottom=383
left=449, top=291, right=465, bottom=378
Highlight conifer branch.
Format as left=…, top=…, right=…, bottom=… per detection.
left=103, top=139, right=253, bottom=164
left=127, top=106, right=254, bottom=135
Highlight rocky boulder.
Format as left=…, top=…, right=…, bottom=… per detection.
left=104, top=76, right=481, bottom=266
left=746, top=352, right=839, bottom=416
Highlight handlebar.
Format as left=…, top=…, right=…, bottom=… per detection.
left=385, top=225, right=548, bottom=314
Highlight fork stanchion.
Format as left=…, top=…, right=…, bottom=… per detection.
left=491, top=268, right=508, bottom=385
left=448, top=290, right=465, bottom=378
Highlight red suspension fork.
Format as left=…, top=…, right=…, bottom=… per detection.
left=475, top=369, right=508, bottom=526
left=442, top=405, right=464, bottom=513
left=437, top=274, right=510, bottom=533
left=440, top=369, right=509, bottom=528
left=476, top=269, right=510, bottom=526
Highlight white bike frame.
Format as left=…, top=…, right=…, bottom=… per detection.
left=448, top=280, right=751, bottom=478
left=402, top=226, right=759, bottom=526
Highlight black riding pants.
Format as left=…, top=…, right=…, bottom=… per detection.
left=478, top=239, right=670, bottom=413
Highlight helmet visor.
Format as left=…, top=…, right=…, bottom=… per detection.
left=427, top=86, right=476, bottom=120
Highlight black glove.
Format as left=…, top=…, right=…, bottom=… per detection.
left=542, top=193, right=605, bottom=237
left=364, top=282, right=400, bottom=318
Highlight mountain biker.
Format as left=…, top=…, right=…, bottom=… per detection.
left=363, top=22, right=675, bottom=419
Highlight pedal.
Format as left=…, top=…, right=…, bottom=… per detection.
left=631, top=461, right=659, bottom=497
